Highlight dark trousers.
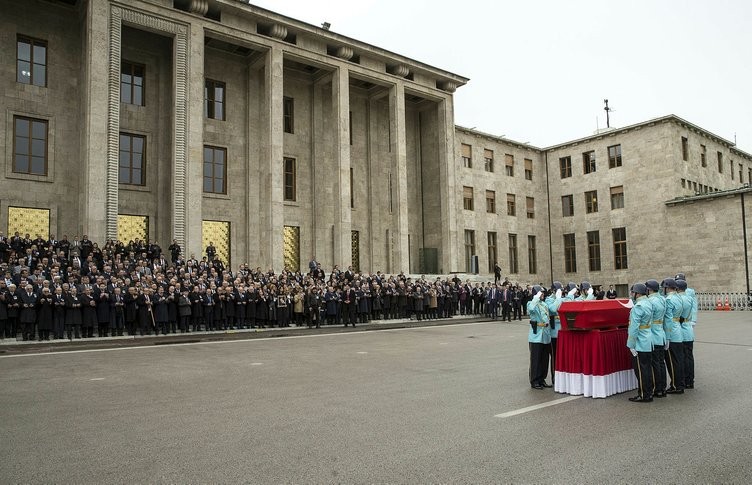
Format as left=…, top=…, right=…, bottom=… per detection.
left=549, top=337, right=557, bottom=385
left=651, top=347, right=667, bottom=394
left=666, top=342, right=685, bottom=391
left=488, top=301, right=497, bottom=319
left=112, top=314, right=124, bottom=335
left=501, top=302, right=512, bottom=321
left=683, top=341, right=694, bottom=387
left=529, top=342, right=550, bottom=386
left=22, top=321, right=35, bottom=340
left=633, top=351, right=654, bottom=399
left=180, top=315, right=190, bottom=332
left=513, top=303, right=522, bottom=320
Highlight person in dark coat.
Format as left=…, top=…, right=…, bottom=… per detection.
left=19, top=284, right=39, bottom=341
left=357, top=284, right=370, bottom=324
left=6, top=284, right=21, bottom=339
left=96, top=284, right=111, bottom=337
left=342, top=284, right=356, bottom=327
left=177, top=289, right=192, bottom=333
left=80, top=286, right=97, bottom=338
left=190, top=286, right=203, bottom=332
left=52, top=286, right=66, bottom=339
left=324, top=286, right=339, bottom=325
left=276, top=289, right=291, bottom=327
left=124, top=287, right=139, bottom=335
left=137, top=288, right=154, bottom=336
left=65, top=287, right=82, bottom=340
left=223, top=286, right=235, bottom=329
left=37, top=287, right=54, bottom=340
left=110, top=286, right=125, bottom=336
left=306, top=287, right=321, bottom=328
left=202, top=288, right=216, bottom=331
left=234, top=285, right=247, bottom=329
left=0, top=282, right=8, bottom=339
left=166, top=286, right=178, bottom=333
left=153, top=286, right=168, bottom=335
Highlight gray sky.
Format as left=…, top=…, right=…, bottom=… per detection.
left=250, top=0, right=752, bottom=151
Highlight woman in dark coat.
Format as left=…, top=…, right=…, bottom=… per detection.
left=256, top=289, right=268, bottom=328
left=37, top=287, right=54, bottom=340
left=234, top=285, right=247, bottom=329
left=124, top=287, right=139, bottom=335
left=190, top=286, right=203, bottom=332
left=65, top=287, right=82, bottom=340
left=223, top=287, right=235, bottom=329
left=137, top=288, right=153, bottom=336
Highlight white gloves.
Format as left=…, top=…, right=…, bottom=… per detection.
left=690, top=321, right=696, bottom=327
left=664, top=341, right=670, bottom=350
left=567, top=288, right=577, bottom=298
left=587, top=288, right=594, bottom=297
left=555, top=289, right=562, bottom=299
left=531, top=292, right=541, bottom=303
left=630, top=348, right=638, bottom=357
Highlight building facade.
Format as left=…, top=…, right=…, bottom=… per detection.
left=2, top=0, right=751, bottom=293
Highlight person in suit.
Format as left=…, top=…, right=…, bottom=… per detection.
left=110, top=286, right=125, bottom=336
left=37, top=287, right=54, bottom=341
left=80, top=286, right=97, bottom=338
left=202, top=288, right=216, bottom=331
left=124, top=286, right=139, bottom=336
left=178, top=289, right=192, bottom=333
left=52, top=286, right=66, bottom=339
left=527, top=285, right=552, bottom=390
left=153, top=286, right=168, bottom=335
left=486, top=284, right=499, bottom=320
left=19, top=284, right=38, bottom=341
left=65, top=286, right=83, bottom=340
left=137, top=287, right=154, bottom=336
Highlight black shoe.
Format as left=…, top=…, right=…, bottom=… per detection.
left=531, top=384, right=544, bottom=390
left=540, top=382, right=553, bottom=388
left=685, top=384, right=694, bottom=389
left=628, top=396, right=653, bottom=403
left=654, top=392, right=667, bottom=398
left=666, top=388, right=684, bottom=394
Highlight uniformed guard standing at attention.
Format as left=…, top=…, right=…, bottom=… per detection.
left=576, top=281, right=596, bottom=301
left=545, top=282, right=566, bottom=385
left=527, top=285, right=551, bottom=390
left=675, top=278, right=695, bottom=390
left=626, top=283, right=653, bottom=402
left=645, top=279, right=667, bottom=398
left=662, top=278, right=685, bottom=394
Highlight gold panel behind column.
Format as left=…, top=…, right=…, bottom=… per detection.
left=202, top=220, right=230, bottom=268
left=351, top=230, right=360, bottom=272
left=283, top=225, right=300, bottom=272
left=117, top=215, right=149, bottom=243
left=7, top=207, right=50, bottom=240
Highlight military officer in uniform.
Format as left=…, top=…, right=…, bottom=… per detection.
left=626, top=283, right=653, bottom=402
left=662, top=278, right=684, bottom=394
left=576, top=281, right=596, bottom=301
left=645, top=279, right=667, bottom=398
left=545, top=282, right=567, bottom=385
left=675, top=278, right=695, bottom=390
left=527, top=285, right=552, bottom=390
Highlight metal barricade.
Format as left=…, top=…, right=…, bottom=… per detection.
left=696, top=292, right=751, bottom=311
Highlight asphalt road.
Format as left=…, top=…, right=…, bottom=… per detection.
left=1, top=311, right=751, bottom=483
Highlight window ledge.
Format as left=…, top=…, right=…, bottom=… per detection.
left=5, top=172, right=52, bottom=183
left=119, top=184, right=150, bottom=193
left=203, top=192, right=231, bottom=200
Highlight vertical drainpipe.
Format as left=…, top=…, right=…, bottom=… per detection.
left=545, top=151, right=554, bottom=285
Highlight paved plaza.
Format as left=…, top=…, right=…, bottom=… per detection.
left=1, top=311, right=750, bottom=483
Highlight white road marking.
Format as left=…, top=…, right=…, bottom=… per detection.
left=439, top=343, right=448, bottom=345
left=357, top=351, right=368, bottom=354
left=250, top=363, right=263, bottom=366
left=89, top=378, right=105, bottom=381
left=0, top=320, right=496, bottom=359
left=494, top=395, right=581, bottom=418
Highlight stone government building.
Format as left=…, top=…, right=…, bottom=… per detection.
left=2, top=0, right=751, bottom=294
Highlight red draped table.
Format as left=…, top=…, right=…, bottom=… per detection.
left=554, top=327, right=637, bottom=398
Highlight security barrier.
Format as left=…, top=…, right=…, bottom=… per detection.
left=697, top=292, right=752, bottom=311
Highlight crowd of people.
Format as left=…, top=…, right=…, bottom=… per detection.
left=524, top=277, right=697, bottom=402
left=0, top=232, right=561, bottom=342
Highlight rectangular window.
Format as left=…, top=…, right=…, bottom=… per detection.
left=749, top=168, right=752, bottom=184
left=524, top=158, right=533, bottom=180
left=350, top=167, right=354, bottom=208
left=730, top=160, right=734, bottom=179
left=526, top=197, right=535, bottom=219
left=717, top=151, right=723, bottom=173
left=464, top=230, right=475, bottom=273
left=118, top=133, right=145, bottom=185
left=506, top=193, right=516, bottom=216
left=484, top=149, right=494, bottom=172
left=527, top=235, right=537, bottom=274
left=508, top=234, right=518, bottom=274
left=461, top=143, right=472, bottom=168
left=203, top=145, right=227, bottom=194
left=562, top=194, right=574, bottom=217
left=17, top=35, right=47, bottom=87
left=204, top=79, right=225, bottom=120
left=608, top=144, right=622, bottom=168
left=463, top=186, right=474, bottom=211
left=563, top=233, right=577, bottom=273
left=349, top=111, right=353, bottom=146
left=13, top=116, right=48, bottom=176
left=681, top=137, right=688, bottom=161
left=610, top=185, right=624, bottom=209
left=615, top=284, right=629, bottom=298
left=283, top=157, right=296, bottom=201
left=388, top=172, right=393, bottom=213
left=585, top=190, right=598, bottom=213
left=283, top=97, right=294, bottom=134
left=487, top=232, right=497, bottom=273
left=505, top=154, right=514, bottom=176
left=700, top=145, right=706, bottom=167
left=587, top=230, right=601, bottom=271
left=121, top=61, right=144, bottom=106
left=559, top=156, right=572, bottom=178
left=739, top=164, right=743, bottom=183
left=681, top=179, right=686, bottom=189
left=613, top=227, right=628, bottom=270
left=486, top=190, right=496, bottom=213
left=583, top=150, right=596, bottom=174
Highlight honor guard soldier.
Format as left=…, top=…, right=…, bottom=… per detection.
left=545, top=282, right=566, bottom=385
left=645, top=279, right=667, bottom=398
left=662, top=278, right=685, bottom=394
left=527, top=285, right=552, bottom=390
left=626, top=283, right=653, bottom=402
left=576, top=281, right=596, bottom=301
left=675, top=278, right=695, bottom=389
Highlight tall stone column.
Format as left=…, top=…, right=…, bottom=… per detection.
left=389, top=82, right=410, bottom=273
left=183, top=21, right=202, bottom=259
left=81, top=0, right=111, bottom=243
left=262, top=46, right=285, bottom=270
left=332, top=66, right=352, bottom=268
left=437, top=96, right=459, bottom=273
